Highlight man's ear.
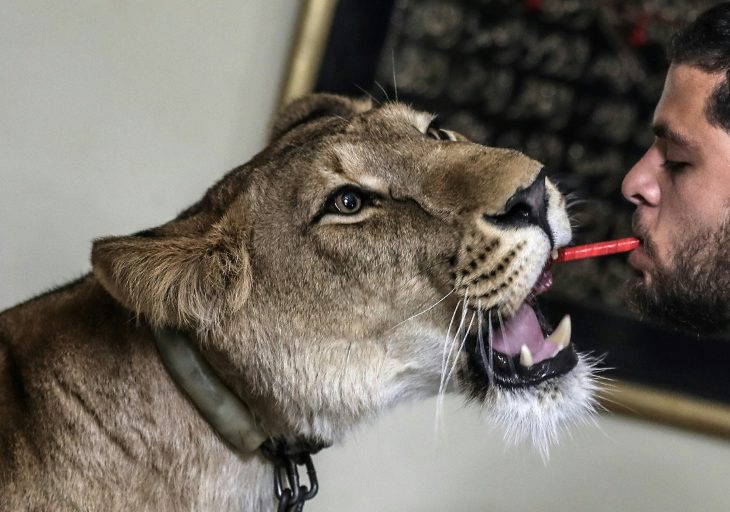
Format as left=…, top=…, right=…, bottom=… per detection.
left=91, top=219, right=250, bottom=330
left=270, top=93, right=372, bottom=141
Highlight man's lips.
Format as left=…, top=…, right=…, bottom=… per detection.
left=628, top=239, right=652, bottom=272
left=629, top=215, right=654, bottom=272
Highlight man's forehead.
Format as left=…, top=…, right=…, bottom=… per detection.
left=652, top=64, right=725, bottom=148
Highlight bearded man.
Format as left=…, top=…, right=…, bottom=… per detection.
left=623, top=2, right=730, bottom=336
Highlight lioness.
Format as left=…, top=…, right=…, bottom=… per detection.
left=0, top=94, right=595, bottom=511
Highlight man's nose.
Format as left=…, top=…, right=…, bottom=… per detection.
left=484, top=169, right=553, bottom=246
left=622, top=148, right=661, bottom=207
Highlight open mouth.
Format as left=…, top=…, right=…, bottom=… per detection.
left=465, top=267, right=578, bottom=389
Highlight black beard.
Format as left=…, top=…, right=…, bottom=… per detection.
left=626, top=217, right=730, bottom=336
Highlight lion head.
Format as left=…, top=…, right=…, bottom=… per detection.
left=91, top=94, right=595, bottom=455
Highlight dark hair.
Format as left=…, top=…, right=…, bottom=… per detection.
left=668, top=2, right=730, bottom=132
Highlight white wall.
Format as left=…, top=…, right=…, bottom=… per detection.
left=2, top=3, right=729, bottom=511
left=312, top=397, right=730, bottom=512
left=0, top=0, right=300, bottom=309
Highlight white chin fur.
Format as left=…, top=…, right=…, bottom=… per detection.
left=480, top=354, right=599, bottom=461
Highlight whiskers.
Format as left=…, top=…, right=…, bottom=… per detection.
left=496, top=310, right=515, bottom=374
left=435, top=290, right=467, bottom=431
left=354, top=84, right=382, bottom=107
left=391, top=48, right=399, bottom=102
left=564, top=191, right=589, bottom=232
left=373, top=81, right=390, bottom=103
left=479, top=307, right=495, bottom=388
left=444, top=310, right=475, bottom=389
left=434, top=296, right=503, bottom=432
left=370, top=51, right=399, bottom=105
left=475, top=305, right=509, bottom=389
left=385, top=288, right=456, bottom=334
left=435, top=289, right=486, bottom=432
left=438, top=289, right=469, bottom=396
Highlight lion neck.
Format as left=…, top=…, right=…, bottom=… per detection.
left=11, top=276, right=276, bottom=510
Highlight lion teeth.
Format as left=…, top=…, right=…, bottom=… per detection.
left=551, top=248, right=559, bottom=260
left=546, top=314, right=571, bottom=350
left=519, top=345, right=534, bottom=367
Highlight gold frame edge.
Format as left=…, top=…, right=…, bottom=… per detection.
left=278, top=0, right=340, bottom=109
left=601, top=381, right=730, bottom=438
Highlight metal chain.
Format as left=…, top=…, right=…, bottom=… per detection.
left=261, top=439, right=321, bottom=512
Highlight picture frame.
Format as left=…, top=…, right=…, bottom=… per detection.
left=279, top=0, right=730, bottom=438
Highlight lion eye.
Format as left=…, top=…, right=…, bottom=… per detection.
left=332, top=188, right=363, bottom=215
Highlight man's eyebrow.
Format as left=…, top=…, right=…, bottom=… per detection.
left=652, top=123, right=697, bottom=149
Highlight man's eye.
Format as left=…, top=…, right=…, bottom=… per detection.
left=330, top=187, right=364, bottom=215
left=662, top=160, right=689, bottom=173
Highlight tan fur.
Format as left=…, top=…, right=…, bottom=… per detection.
left=0, top=94, right=586, bottom=511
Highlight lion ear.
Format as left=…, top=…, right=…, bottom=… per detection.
left=270, top=93, right=372, bottom=141
left=91, top=221, right=250, bottom=329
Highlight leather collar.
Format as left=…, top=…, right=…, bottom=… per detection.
left=152, top=326, right=268, bottom=452
left=153, top=327, right=327, bottom=510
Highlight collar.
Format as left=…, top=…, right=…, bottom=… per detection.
left=152, top=326, right=327, bottom=511
left=152, top=326, right=267, bottom=452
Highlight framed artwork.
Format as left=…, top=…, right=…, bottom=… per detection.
left=281, top=0, right=730, bottom=437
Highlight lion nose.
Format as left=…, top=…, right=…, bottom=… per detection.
left=484, top=169, right=554, bottom=247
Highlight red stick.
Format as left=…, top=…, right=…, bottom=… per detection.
left=553, top=237, right=640, bottom=264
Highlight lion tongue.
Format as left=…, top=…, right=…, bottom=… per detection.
left=490, top=304, right=556, bottom=364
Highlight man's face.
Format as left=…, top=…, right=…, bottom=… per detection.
left=622, top=63, right=730, bottom=334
